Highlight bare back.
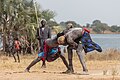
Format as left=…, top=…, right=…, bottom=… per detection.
left=46, top=37, right=59, bottom=47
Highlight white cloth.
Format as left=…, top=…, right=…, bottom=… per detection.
left=42, top=28, right=45, bottom=31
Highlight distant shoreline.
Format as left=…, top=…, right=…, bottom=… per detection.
left=51, top=31, right=120, bottom=35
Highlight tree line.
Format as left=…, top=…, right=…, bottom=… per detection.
left=0, top=0, right=56, bottom=52
left=55, top=20, right=120, bottom=34
left=91, top=20, right=120, bottom=34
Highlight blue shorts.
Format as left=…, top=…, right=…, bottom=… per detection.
left=38, top=52, right=44, bottom=57
left=38, top=48, right=59, bottom=57
left=49, top=48, right=58, bottom=55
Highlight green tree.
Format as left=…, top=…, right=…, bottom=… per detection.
left=92, top=20, right=108, bottom=33
left=100, top=23, right=108, bottom=33
left=0, top=0, right=56, bottom=53
left=47, top=20, right=58, bottom=27
left=41, top=9, right=56, bottom=21
left=110, top=25, right=120, bottom=32
left=92, top=20, right=101, bottom=26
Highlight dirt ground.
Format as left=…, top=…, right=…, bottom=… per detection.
left=0, top=55, right=120, bottom=80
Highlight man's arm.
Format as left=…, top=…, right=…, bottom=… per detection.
left=66, top=35, right=78, bottom=49
left=36, top=28, right=40, bottom=40
left=57, top=31, right=64, bottom=38
left=48, top=27, right=51, bottom=38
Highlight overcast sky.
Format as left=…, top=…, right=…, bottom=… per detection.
left=36, top=0, right=120, bottom=26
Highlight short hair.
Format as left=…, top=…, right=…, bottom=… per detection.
left=67, top=23, right=73, bottom=29
left=57, top=36, right=65, bottom=44
left=40, top=19, right=47, bottom=23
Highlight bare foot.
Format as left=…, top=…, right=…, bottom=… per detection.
left=62, top=69, right=74, bottom=74
left=24, top=68, right=30, bottom=73
left=80, top=71, right=89, bottom=75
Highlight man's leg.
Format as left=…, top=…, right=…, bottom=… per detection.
left=25, top=57, right=41, bottom=72
left=41, top=60, right=46, bottom=68
left=76, top=44, right=88, bottom=72
left=67, top=46, right=74, bottom=73
left=60, top=55, right=70, bottom=71
left=16, top=51, right=20, bottom=63
left=40, top=39, right=46, bottom=68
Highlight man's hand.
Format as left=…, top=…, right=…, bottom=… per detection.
left=69, top=43, right=78, bottom=49
left=37, top=37, right=40, bottom=40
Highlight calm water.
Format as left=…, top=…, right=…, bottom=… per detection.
left=91, top=34, right=120, bottom=49
left=0, top=34, right=120, bottom=49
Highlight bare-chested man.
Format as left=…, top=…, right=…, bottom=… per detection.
left=25, top=36, right=70, bottom=72
left=56, top=27, right=102, bottom=74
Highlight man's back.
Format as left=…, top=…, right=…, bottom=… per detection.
left=65, top=28, right=83, bottom=40
left=46, top=37, right=58, bottom=48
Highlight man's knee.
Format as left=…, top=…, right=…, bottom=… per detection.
left=67, top=47, right=73, bottom=54
left=76, top=44, right=83, bottom=53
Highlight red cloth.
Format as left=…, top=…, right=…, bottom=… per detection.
left=15, top=40, right=20, bottom=50
left=41, top=41, right=51, bottom=61
left=83, top=28, right=90, bottom=33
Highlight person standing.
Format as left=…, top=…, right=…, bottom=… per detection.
left=60, top=23, right=74, bottom=53
left=36, top=19, right=51, bottom=68
left=63, top=23, right=74, bottom=33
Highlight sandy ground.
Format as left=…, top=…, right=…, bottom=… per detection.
left=0, top=55, right=120, bottom=80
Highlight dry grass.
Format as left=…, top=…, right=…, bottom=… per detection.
left=85, top=49, right=120, bottom=61
left=0, top=49, right=120, bottom=80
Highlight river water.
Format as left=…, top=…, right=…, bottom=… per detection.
left=0, top=34, right=120, bottom=49
left=91, top=34, right=120, bottom=49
